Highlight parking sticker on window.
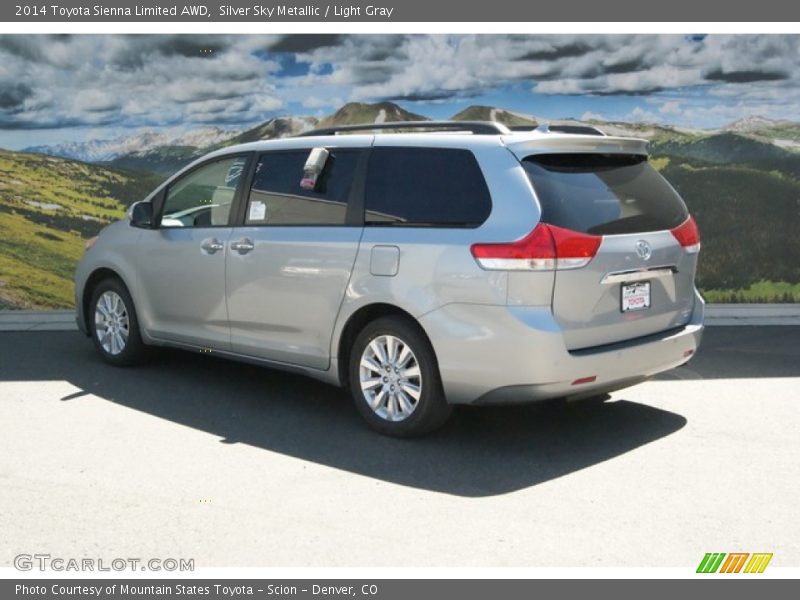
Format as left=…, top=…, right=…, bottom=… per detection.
left=248, top=200, right=267, bottom=222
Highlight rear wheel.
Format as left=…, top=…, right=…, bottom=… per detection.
left=349, top=316, right=451, bottom=437
left=89, top=278, right=148, bottom=366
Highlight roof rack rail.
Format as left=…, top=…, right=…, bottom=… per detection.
left=297, top=120, right=511, bottom=137
left=535, top=124, right=606, bottom=136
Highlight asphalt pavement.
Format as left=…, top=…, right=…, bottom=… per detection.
left=0, top=326, right=798, bottom=567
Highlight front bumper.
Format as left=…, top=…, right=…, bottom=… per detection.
left=420, top=290, right=704, bottom=405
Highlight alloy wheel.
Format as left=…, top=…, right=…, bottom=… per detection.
left=358, top=334, right=422, bottom=422
left=94, top=290, right=130, bottom=355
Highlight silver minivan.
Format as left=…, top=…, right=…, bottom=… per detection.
left=75, top=121, right=704, bottom=436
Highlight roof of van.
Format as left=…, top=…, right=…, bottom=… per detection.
left=202, top=121, right=649, bottom=161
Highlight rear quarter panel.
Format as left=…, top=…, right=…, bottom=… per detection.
left=330, top=139, right=544, bottom=359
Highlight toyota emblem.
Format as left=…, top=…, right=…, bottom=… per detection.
left=635, top=240, right=652, bottom=260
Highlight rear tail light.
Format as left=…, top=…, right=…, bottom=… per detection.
left=670, top=215, right=701, bottom=254
left=470, top=223, right=601, bottom=271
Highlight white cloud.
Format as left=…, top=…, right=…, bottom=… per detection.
left=628, top=106, right=657, bottom=122
left=1, top=34, right=799, bottom=134
left=0, top=35, right=284, bottom=130
left=659, top=101, right=682, bottom=115
left=301, top=95, right=343, bottom=109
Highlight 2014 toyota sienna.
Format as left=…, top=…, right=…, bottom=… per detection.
left=75, top=121, right=704, bottom=436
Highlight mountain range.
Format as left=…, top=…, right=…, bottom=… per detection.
left=24, top=127, right=242, bottom=164
left=3, top=101, right=800, bottom=308
left=21, top=102, right=800, bottom=176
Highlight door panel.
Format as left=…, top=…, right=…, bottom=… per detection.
left=137, top=227, right=233, bottom=348
left=135, top=154, right=250, bottom=348
left=226, top=227, right=361, bottom=368
left=224, top=147, right=366, bottom=369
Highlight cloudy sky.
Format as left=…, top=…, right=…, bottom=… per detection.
left=1, top=34, right=799, bottom=149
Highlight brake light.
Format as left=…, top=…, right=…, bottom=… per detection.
left=671, top=215, right=701, bottom=254
left=548, top=225, right=603, bottom=269
left=470, top=223, right=601, bottom=271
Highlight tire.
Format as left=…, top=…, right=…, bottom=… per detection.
left=89, top=277, right=148, bottom=366
left=349, top=316, right=452, bottom=437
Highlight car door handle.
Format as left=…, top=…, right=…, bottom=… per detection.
left=200, top=238, right=224, bottom=254
left=230, top=238, right=255, bottom=254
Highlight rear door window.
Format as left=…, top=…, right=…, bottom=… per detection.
left=522, top=153, right=688, bottom=235
left=246, top=149, right=360, bottom=226
left=364, top=147, right=491, bottom=227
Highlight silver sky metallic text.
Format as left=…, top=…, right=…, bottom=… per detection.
left=219, top=5, right=395, bottom=18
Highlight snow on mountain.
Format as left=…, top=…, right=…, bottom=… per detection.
left=226, top=116, right=319, bottom=145
left=451, top=105, right=538, bottom=127
left=25, top=127, right=242, bottom=162
left=723, top=116, right=785, bottom=133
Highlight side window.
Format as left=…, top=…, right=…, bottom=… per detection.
left=364, top=147, right=492, bottom=227
left=161, top=156, right=248, bottom=228
left=245, top=149, right=360, bottom=226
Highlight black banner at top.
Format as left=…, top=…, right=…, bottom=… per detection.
left=2, top=0, right=799, bottom=22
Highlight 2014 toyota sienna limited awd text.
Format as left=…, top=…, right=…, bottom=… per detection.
left=75, top=121, right=704, bottom=436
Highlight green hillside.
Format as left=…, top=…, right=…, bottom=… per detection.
left=653, top=155, right=800, bottom=300
left=750, top=125, right=800, bottom=143
left=0, top=150, right=159, bottom=308
left=106, top=145, right=200, bottom=177
left=726, top=118, right=800, bottom=143
left=652, top=132, right=800, bottom=169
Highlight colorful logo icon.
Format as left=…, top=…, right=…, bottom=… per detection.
left=697, top=553, right=773, bottom=573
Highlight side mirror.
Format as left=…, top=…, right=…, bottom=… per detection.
left=129, top=201, right=153, bottom=229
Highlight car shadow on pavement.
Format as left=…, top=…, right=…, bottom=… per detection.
left=1, top=331, right=687, bottom=497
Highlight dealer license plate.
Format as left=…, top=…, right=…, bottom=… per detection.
left=621, top=282, right=651, bottom=312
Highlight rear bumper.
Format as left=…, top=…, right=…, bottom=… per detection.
left=420, top=289, right=704, bottom=405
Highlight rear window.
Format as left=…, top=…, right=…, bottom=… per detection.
left=522, top=154, right=688, bottom=235
left=365, top=147, right=491, bottom=227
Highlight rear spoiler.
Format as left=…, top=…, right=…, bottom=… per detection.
left=503, top=135, right=648, bottom=158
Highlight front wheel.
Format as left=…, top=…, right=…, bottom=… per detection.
left=349, top=316, right=452, bottom=437
left=89, top=278, right=148, bottom=366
